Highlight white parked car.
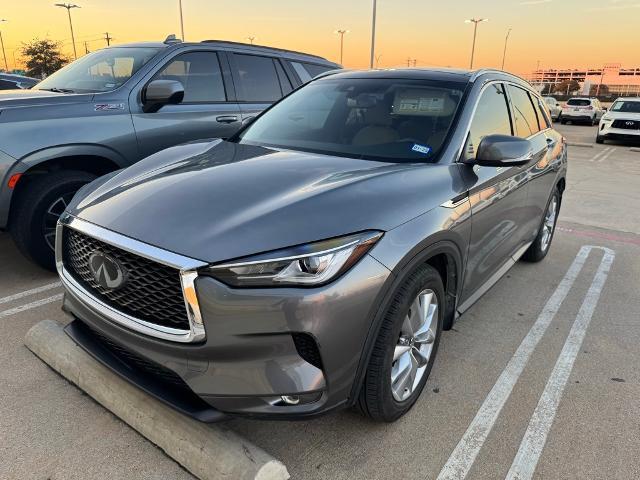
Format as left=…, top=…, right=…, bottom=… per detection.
left=543, top=96, right=562, bottom=121
left=597, top=97, right=640, bottom=144
left=560, top=97, right=605, bottom=125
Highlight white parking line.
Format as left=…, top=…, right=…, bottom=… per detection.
left=0, top=293, right=64, bottom=320
left=436, top=247, right=591, bottom=480
left=505, top=247, right=615, bottom=480
left=0, top=281, right=61, bottom=306
left=589, top=147, right=613, bottom=162
left=596, top=147, right=617, bottom=163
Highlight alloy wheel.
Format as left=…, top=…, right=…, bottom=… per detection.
left=540, top=196, right=558, bottom=252
left=390, top=289, right=438, bottom=402
left=42, top=193, right=74, bottom=252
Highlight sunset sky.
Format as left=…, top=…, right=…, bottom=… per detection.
left=1, top=0, right=638, bottom=75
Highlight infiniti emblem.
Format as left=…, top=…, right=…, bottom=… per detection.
left=88, top=252, right=127, bottom=290
left=626, top=121, right=635, bottom=126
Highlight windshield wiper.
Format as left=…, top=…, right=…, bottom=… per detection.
left=38, top=87, right=75, bottom=94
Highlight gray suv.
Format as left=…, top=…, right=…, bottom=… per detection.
left=58, top=68, right=566, bottom=422
left=0, top=37, right=338, bottom=269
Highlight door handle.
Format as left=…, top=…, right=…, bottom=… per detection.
left=216, top=115, right=239, bottom=124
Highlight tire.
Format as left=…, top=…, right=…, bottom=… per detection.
left=560, top=118, right=567, bottom=125
left=522, top=188, right=560, bottom=263
left=10, top=170, right=96, bottom=270
left=596, top=135, right=605, bottom=144
left=356, top=264, right=444, bottom=422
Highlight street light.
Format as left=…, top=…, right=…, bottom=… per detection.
left=501, top=27, right=512, bottom=71
left=369, top=0, right=377, bottom=69
left=54, top=3, right=80, bottom=60
left=0, top=19, right=8, bottom=72
left=465, top=18, right=488, bottom=69
left=334, top=29, right=349, bottom=65
left=178, top=0, right=185, bottom=40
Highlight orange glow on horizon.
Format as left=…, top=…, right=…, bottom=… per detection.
left=1, top=0, right=638, bottom=77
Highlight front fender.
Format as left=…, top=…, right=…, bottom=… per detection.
left=18, top=144, right=130, bottom=170
left=0, top=148, right=18, bottom=229
left=348, top=205, right=472, bottom=405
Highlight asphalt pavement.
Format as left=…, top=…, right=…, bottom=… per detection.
left=1, top=123, right=639, bottom=479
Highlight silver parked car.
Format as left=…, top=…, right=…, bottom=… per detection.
left=58, top=68, right=567, bottom=422
left=543, top=96, right=562, bottom=121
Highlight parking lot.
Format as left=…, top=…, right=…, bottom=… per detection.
left=1, top=123, right=639, bottom=480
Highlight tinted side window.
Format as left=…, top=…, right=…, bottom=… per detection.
left=274, top=60, right=293, bottom=95
left=507, top=85, right=540, bottom=138
left=534, top=96, right=551, bottom=129
left=154, top=52, right=226, bottom=103
left=465, top=83, right=512, bottom=160
left=0, top=79, right=18, bottom=90
left=290, top=61, right=312, bottom=83
left=303, top=63, right=332, bottom=78
left=233, top=54, right=282, bottom=102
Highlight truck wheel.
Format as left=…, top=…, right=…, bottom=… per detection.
left=356, top=264, right=443, bottom=422
left=10, top=170, right=96, bottom=270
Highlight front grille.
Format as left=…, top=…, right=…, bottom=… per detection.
left=63, top=227, right=190, bottom=331
left=292, top=333, right=323, bottom=370
left=612, top=119, right=640, bottom=130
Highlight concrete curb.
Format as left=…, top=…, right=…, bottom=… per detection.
left=566, top=142, right=594, bottom=148
left=630, top=147, right=640, bottom=153
left=25, top=320, right=290, bottom=480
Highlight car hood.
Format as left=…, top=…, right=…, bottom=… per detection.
left=69, top=140, right=460, bottom=264
left=0, top=89, right=93, bottom=107
left=604, top=110, right=640, bottom=120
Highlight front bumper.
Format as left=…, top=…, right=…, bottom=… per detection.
left=598, top=122, right=640, bottom=140
left=58, top=217, right=392, bottom=420
left=561, top=112, right=594, bottom=122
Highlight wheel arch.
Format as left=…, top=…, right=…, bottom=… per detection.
left=349, top=237, right=465, bottom=406
left=7, top=146, right=125, bottom=227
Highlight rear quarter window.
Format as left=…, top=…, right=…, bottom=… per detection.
left=567, top=99, right=591, bottom=106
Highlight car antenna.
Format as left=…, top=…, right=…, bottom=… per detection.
left=164, top=34, right=182, bottom=45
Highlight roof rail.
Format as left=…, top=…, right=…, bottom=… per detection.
left=200, top=39, right=329, bottom=62
left=471, top=68, right=532, bottom=86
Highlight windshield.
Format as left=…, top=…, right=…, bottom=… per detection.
left=610, top=100, right=640, bottom=113
left=236, top=78, right=467, bottom=162
left=567, top=99, right=591, bottom=106
left=36, top=47, right=160, bottom=93
left=544, top=97, right=556, bottom=105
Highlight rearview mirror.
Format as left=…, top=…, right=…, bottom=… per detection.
left=143, top=80, right=185, bottom=113
left=471, top=134, right=533, bottom=167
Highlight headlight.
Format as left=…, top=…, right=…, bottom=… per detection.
left=601, top=116, right=612, bottom=122
left=206, top=231, right=383, bottom=287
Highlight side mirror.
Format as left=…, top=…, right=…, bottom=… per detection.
left=471, top=134, right=533, bottom=167
left=143, top=80, right=185, bottom=113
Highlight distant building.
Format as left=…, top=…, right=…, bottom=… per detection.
left=527, top=64, right=640, bottom=96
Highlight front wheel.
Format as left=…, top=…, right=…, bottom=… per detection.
left=522, top=188, right=560, bottom=263
left=10, top=170, right=96, bottom=270
left=356, top=264, right=443, bottom=422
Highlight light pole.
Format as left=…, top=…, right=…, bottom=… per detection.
left=178, top=0, right=185, bottom=40
left=501, top=27, right=511, bottom=70
left=465, top=18, right=488, bottom=69
left=369, top=0, right=377, bottom=69
left=334, top=29, right=349, bottom=65
left=0, top=19, right=8, bottom=72
left=54, top=3, right=80, bottom=60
